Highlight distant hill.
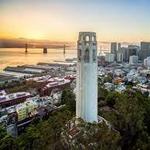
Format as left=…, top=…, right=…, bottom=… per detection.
left=0, top=38, right=137, bottom=52
left=0, top=38, right=75, bottom=49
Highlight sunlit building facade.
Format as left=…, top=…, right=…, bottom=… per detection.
left=76, top=32, right=98, bottom=122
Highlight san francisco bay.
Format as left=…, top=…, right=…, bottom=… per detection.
left=0, top=48, right=77, bottom=71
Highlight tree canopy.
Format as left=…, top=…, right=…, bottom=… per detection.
left=1, top=88, right=150, bottom=149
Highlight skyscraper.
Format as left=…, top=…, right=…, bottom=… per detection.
left=127, top=45, right=139, bottom=62
left=76, top=32, right=98, bottom=122
left=111, top=42, right=117, bottom=61
left=111, top=42, right=117, bottom=54
left=120, top=47, right=128, bottom=62
left=117, top=53, right=123, bottom=63
left=118, top=43, right=121, bottom=52
left=140, top=42, right=150, bottom=61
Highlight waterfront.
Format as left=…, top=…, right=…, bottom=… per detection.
left=0, top=48, right=77, bottom=72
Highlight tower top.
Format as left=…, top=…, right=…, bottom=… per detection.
left=79, top=32, right=96, bottom=35
left=78, top=32, right=96, bottom=42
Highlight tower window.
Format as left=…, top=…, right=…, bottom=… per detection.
left=84, top=48, right=90, bottom=63
left=85, top=36, right=90, bottom=42
left=78, top=49, right=82, bottom=61
left=93, top=49, right=96, bottom=62
left=92, top=36, right=95, bottom=42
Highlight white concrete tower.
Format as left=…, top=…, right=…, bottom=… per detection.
left=76, top=32, right=98, bottom=122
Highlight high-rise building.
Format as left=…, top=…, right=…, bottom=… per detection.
left=144, top=57, right=150, bottom=68
left=120, top=47, right=128, bottom=62
left=118, top=43, right=121, bottom=52
left=111, top=42, right=117, bottom=60
left=140, top=42, right=150, bottom=61
left=129, top=55, right=138, bottom=65
left=105, top=53, right=115, bottom=63
left=127, top=45, right=138, bottom=62
left=111, top=42, right=117, bottom=54
left=76, top=32, right=98, bottom=122
left=117, top=52, right=123, bottom=63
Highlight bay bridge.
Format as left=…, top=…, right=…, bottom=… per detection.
left=24, top=43, right=66, bottom=54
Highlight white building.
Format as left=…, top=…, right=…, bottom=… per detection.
left=147, top=57, right=150, bottom=67
left=76, top=32, right=98, bottom=122
left=129, top=55, right=138, bottom=65
left=117, top=53, right=123, bottom=63
left=105, top=53, right=115, bottom=63
left=144, top=57, right=150, bottom=68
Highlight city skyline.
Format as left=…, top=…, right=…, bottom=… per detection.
left=0, top=0, right=150, bottom=42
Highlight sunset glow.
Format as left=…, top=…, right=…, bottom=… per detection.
left=0, top=0, right=150, bottom=42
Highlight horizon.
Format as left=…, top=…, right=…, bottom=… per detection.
left=0, top=37, right=141, bottom=50
left=0, top=37, right=149, bottom=43
left=0, top=0, right=150, bottom=42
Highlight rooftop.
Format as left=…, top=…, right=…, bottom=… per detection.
left=0, top=73, right=18, bottom=82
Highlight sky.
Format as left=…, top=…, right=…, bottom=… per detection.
left=0, top=0, right=150, bottom=42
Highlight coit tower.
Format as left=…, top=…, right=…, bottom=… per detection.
left=76, top=32, right=98, bottom=122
